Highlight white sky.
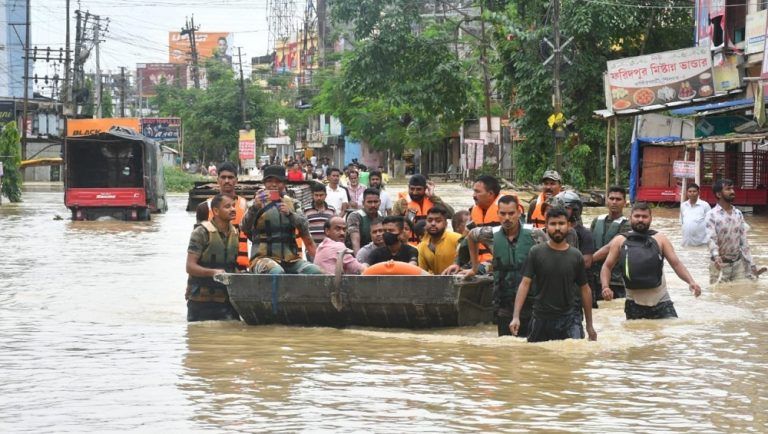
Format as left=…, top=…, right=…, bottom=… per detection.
left=30, top=0, right=305, bottom=85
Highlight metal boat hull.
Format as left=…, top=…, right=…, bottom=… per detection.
left=216, top=274, right=494, bottom=328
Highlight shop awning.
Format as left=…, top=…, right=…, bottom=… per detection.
left=669, top=98, right=755, bottom=116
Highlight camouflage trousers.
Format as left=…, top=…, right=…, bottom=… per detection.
left=250, top=257, right=324, bottom=275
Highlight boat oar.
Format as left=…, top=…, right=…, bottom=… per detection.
left=330, top=250, right=347, bottom=311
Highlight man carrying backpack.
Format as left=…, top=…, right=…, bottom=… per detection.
left=600, top=202, right=701, bottom=320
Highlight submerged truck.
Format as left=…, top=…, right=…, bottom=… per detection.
left=64, top=126, right=167, bottom=220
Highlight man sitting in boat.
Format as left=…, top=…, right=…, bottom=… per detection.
left=185, top=194, right=241, bottom=322
left=367, top=216, right=418, bottom=266
left=417, top=206, right=462, bottom=275
left=241, top=165, right=323, bottom=275
left=392, top=174, right=455, bottom=245
left=356, top=218, right=385, bottom=265
left=346, top=188, right=383, bottom=255
left=313, top=216, right=367, bottom=275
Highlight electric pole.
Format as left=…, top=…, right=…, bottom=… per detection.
left=479, top=1, right=495, bottom=166
left=65, top=0, right=72, bottom=114
left=22, top=0, right=31, bottom=157
left=181, top=17, right=200, bottom=89
left=552, top=0, right=562, bottom=172
left=236, top=47, right=247, bottom=127
left=94, top=15, right=101, bottom=118
left=120, top=67, right=126, bottom=117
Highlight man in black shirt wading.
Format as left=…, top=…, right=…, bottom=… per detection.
left=510, top=207, right=597, bottom=343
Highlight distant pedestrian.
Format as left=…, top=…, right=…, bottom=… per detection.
left=705, top=179, right=762, bottom=283
left=601, top=202, right=701, bottom=320
left=680, top=183, right=711, bottom=247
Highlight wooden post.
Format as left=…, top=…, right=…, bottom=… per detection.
left=680, top=147, right=688, bottom=205
left=614, top=117, right=620, bottom=185
left=605, top=118, right=611, bottom=196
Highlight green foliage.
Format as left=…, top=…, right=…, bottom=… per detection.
left=101, top=87, right=113, bottom=118
left=315, top=0, right=475, bottom=154
left=492, top=0, right=693, bottom=188
left=0, top=121, right=22, bottom=202
left=153, top=59, right=273, bottom=164
left=163, top=165, right=205, bottom=192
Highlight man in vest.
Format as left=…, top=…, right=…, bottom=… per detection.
left=590, top=186, right=631, bottom=305
left=417, top=206, right=463, bottom=275
left=468, top=175, right=503, bottom=263
left=462, top=195, right=537, bottom=337
left=185, top=194, right=240, bottom=322
left=527, top=170, right=562, bottom=228
left=393, top=174, right=455, bottom=245
left=346, top=188, right=383, bottom=255
left=600, top=202, right=701, bottom=320
left=242, top=165, right=323, bottom=275
left=196, top=162, right=250, bottom=271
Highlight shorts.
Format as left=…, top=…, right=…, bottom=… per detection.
left=187, top=300, right=240, bottom=322
left=624, top=299, right=677, bottom=320
left=527, top=312, right=584, bottom=343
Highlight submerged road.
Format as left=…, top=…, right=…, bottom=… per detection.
left=1, top=184, right=767, bottom=432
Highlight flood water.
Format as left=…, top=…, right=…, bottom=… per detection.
left=1, top=184, right=767, bottom=432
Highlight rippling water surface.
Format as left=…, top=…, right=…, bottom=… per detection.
left=1, top=184, right=766, bottom=432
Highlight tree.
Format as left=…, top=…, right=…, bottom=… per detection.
left=313, top=0, right=476, bottom=154
left=0, top=121, right=22, bottom=202
left=101, top=87, right=114, bottom=118
left=153, top=59, right=274, bottom=164
left=491, top=0, right=693, bottom=187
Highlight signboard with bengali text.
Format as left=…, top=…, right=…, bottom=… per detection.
left=606, top=47, right=714, bottom=112
left=136, top=63, right=187, bottom=97
left=140, top=117, right=181, bottom=141
left=239, top=129, right=256, bottom=167
left=672, top=160, right=696, bottom=178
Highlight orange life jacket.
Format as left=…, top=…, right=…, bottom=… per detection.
left=528, top=192, right=547, bottom=229
left=208, top=195, right=250, bottom=270
left=469, top=193, right=526, bottom=261
left=398, top=192, right=434, bottom=245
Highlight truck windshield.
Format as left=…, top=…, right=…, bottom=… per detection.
left=67, top=139, right=144, bottom=188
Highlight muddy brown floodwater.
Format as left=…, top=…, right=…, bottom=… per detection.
left=1, top=184, right=767, bottom=432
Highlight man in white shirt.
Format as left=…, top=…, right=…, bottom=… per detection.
left=680, top=183, right=711, bottom=247
left=369, top=169, right=392, bottom=215
left=325, top=167, right=349, bottom=216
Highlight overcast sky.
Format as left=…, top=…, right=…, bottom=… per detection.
left=30, top=0, right=304, bottom=87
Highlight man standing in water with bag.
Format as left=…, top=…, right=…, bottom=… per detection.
left=600, top=202, right=701, bottom=320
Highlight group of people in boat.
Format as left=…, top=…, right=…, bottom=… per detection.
left=186, top=161, right=761, bottom=343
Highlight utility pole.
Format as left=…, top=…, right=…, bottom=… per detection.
left=181, top=17, right=200, bottom=89
left=236, top=47, right=247, bottom=127
left=552, top=0, right=562, bottom=172
left=94, top=14, right=102, bottom=118
left=21, top=0, right=31, bottom=157
left=479, top=1, right=495, bottom=166
left=65, top=0, right=72, bottom=114
left=120, top=67, right=126, bottom=117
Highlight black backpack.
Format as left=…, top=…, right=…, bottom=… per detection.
left=619, top=230, right=663, bottom=290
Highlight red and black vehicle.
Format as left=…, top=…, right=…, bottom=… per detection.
left=64, top=127, right=167, bottom=220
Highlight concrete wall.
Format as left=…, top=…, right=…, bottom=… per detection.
left=23, top=141, right=61, bottom=182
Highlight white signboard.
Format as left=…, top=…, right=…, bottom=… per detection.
left=672, top=160, right=696, bottom=178
left=746, top=10, right=767, bottom=55
left=606, top=47, right=714, bottom=111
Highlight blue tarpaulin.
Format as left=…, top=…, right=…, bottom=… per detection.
left=629, top=136, right=682, bottom=202
left=669, top=98, right=754, bottom=116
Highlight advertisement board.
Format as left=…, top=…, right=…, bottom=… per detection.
left=239, top=129, right=256, bottom=168
left=136, top=63, right=187, bottom=96
left=0, top=101, right=15, bottom=125
left=66, top=118, right=140, bottom=136
left=606, top=47, right=714, bottom=112
left=672, top=160, right=696, bottom=178
left=169, top=32, right=233, bottom=65
left=140, top=117, right=181, bottom=141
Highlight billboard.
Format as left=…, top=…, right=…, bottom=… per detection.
left=136, top=63, right=188, bottom=97
left=239, top=129, right=256, bottom=168
left=0, top=101, right=15, bottom=125
left=169, top=32, right=233, bottom=65
left=141, top=117, right=181, bottom=141
left=606, top=47, right=714, bottom=112
left=66, top=118, right=141, bottom=136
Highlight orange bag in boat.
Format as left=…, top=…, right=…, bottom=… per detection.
left=362, top=260, right=424, bottom=276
